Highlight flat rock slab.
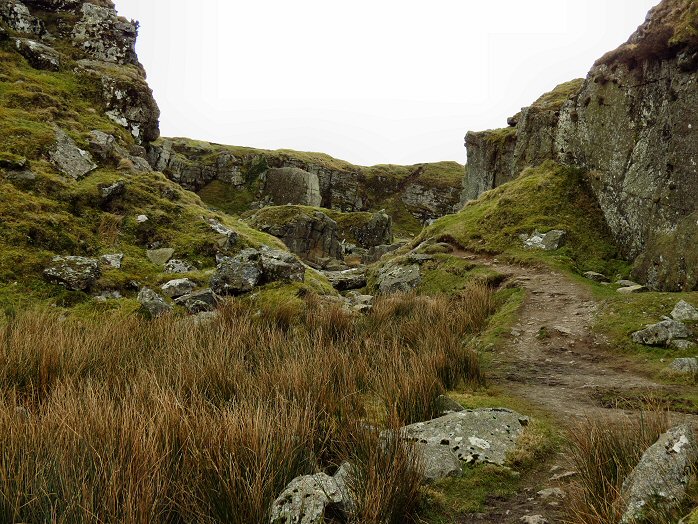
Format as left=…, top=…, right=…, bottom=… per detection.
left=399, top=408, right=529, bottom=467
left=523, top=230, right=566, bottom=251
left=146, top=248, right=175, bottom=266
left=49, top=128, right=97, bottom=179
left=631, top=319, right=690, bottom=347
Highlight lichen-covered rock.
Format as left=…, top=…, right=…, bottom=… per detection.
left=672, top=300, right=698, bottom=322
left=376, top=263, right=421, bottom=294
left=461, top=128, right=517, bottom=204
left=160, top=278, right=196, bottom=298
left=323, top=268, right=367, bottom=291
left=401, top=183, right=460, bottom=223
left=14, top=38, right=60, bottom=70
left=523, top=230, right=566, bottom=251
left=49, top=128, right=97, bottom=179
left=100, top=253, right=123, bottom=269
left=249, top=209, right=342, bottom=262
left=620, top=425, right=698, bottom=523
left=668, top=358, right=698, bottom=375
left=211, top=249, right=263, bottom=296
left=397, top=408, right=529, bottom=467
left=137, top=287, right=172, bottom=318
left=263, top=167, right=322, bottom=207
left=44, top=255, right=100, bottom=291
left=259, top=247, right=306, bottom=283
left=164, top=259, right=194, bottom=274
left=174, top=289, right=220, bottom=314
left=77, top=59, right=160, bottom=143
left=98, top=180, right=125, bottom=203
left=351, top=211, right=393, bottom=249
left=631, top=319, right=690, bottom=347
left=71, top=3, right=139, bottom=65
left=415, top=442, right=463, bottom=482
left=0, top=0, right=45, bottom=35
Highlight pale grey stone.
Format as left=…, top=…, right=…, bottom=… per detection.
left=376, top=264, right=421, bottom=295
left=672, top=301, right=698, bottom=322
left=44, top=256, right=100, bottom=291
left=49, top=128, right=97, bottom=180
left=160, top=278, right=196, bottom=298
left=100, top=253, right=123, bottom=269
left=146, top=248, right=175, bottom=266
left=137, top=287, right=171, bottom=318
left=631, top=320, right=690, bottom=347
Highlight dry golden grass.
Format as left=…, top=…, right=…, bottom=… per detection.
left=565, top=411, right=669, bottom=524
left=0, top=283, right=495, bottom=523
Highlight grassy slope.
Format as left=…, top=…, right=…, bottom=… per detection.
left=421, top=161, right=629, bottom=277
left=0, top=33, right=330, bottom=314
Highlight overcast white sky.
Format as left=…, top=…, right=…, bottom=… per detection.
left=115, top=0, right=658, bottom=166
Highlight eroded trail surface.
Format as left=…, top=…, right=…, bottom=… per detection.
left=453, top=252, right=678, bottom=523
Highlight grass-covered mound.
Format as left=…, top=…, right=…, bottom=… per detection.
left=421, top=161, right=627, bottom=277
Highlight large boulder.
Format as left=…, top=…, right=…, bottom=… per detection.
left=323, top=268, right=367, bottom=291
left=210, top=249, right=263, bottom=296
left=160, top=278, right=196, bottom=298
left=376, top=263, right=421, bottom=295
left=263, top=167, right=322, bottom=207
left=631, top=320, right=690, bottom=347
left=620, top=425, right=698, bottom=523
left=397, top=408, right=529, bottom=469
left=137, top=287, right=172, bottom=318
left=248, top=209, right=342, bottom=262
left=49, top=128, right=97, bottom=179
left=350, top=211, right=393, bottom=249
left=174, top=289, right=220, bottom=314
left=43, top=255, right=100, bottom=291
left=14, top=38, right=60, bottom=70
left=259, top=247, right=305, bottom=283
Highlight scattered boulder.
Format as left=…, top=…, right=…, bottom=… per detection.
left=146, top=248, right=175, bottom=266
left=100, top=253, right=123, bottom=269
left=617, top=285, right=648, bottom=295
left=344, top=292, right=373, bottom=313
left=49, top=128, right=97, bottom=180
left=365, top=241, right=407, bottom=263
left=269, top=469, right=353, bottom=524
left=160, top=278, right=196, bottom=298
left=136, top=214, right=149, bottom=223
left=620, top=425, right=698, bottom=524
left=351, top=211, right=393, bottom=249
left=88, top=130, right=116, bottom=160
left=631, top=320, right=690, bottom=347
left=376, top=264, right=421, bottom=295
left=583, top=271, right=609, bottom=283
left=174, top=289, right=220, bottom=314
left=263, top=167, right=322, bottom=207
left=323, top=268, right=367, bottom=291
left=211, top=249, right=263, bottom=296
left=520, top=516, right=548, bottom=524
left=164, top=259, right=194, bottom=274
left=668, top=358, right=698, bottom=375
left=208, top=218, right=238, bottom=249
left=14, top=38, right=60, bottom=70
left=43, top=256, right=100, bottom=291
left=671, top=340, right=697, bottom=351
left=137, top=287, right=172, bottom=318
left=523, top=230, right=567, bottom=251
left=398, top=408, right=529, bottom=467
left=259, top=247, right=306, bottom=283
left=672, top=301, right=698, bottom=323
left=98, top=180, right=125, bottom=203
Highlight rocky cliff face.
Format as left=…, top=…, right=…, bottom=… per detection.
left=0, top=0, right=160, bottom=143
left=463, top=0, right=697, bottom=291
left=148, top=138, right=464, bottom=234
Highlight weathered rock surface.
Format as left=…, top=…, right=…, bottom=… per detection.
left=71, top=3, right=139, bottom=65
left=402, top=183, right=460, bottom=223
left=620, top=425, right=698, bottom=523
left=269, top=468, right=354, bottom=524
left=0, top=0, right=44, bottom=35
left=416, top=442, right=463, bottom=482
left=174, top=289, right=219, bottom=314
left=365, top=242, right=406, bottom=263
left=398, top=408, right=529, bottom=468
left=323, top=268, right=367, bottom=291
left=160, top=278, right=196, bottom=298
left=631, top=320, right=690, bottom=347
left=44, top=255, right=100, bottom=291
left=137, top=287, right=172, bottom=318
left=376, top=263, right=421, bottom=295
left=14, top=38, right=60, bottom=70
left=249, top=209, right=342, bottom=262
left=100, top=253, right=123, bottom=269
left=259, top=247, right=306, bottom=283
left=461, top=0, right=698, bottom=291
left=49, top=128, right=97, bottom=179
left=523, top=230, right=566, bottom=251
left=583, top=271, right=609, bottom=283
left=672, top=300, right=698, bottom=322
left=617, top=285, right=648, bottom=295
left=164, top=259, right=194, bottom=274
left=211, top=249, right=262, bottom=296
left=668, top=358, right=698, bottom=375
left=263, top=167, right=322, bottom=207
left=351, top=211, right=393, bottom=249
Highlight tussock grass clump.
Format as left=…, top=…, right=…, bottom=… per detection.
left=0, top=283, right=493, bottom=523
left=565, top=411, right=669, bottom=524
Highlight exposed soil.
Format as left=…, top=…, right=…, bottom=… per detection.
left=451, top=251, right=695, bottom=524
